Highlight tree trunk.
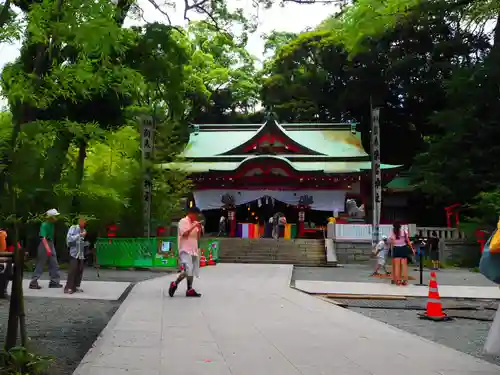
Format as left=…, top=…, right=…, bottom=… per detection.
left=71, top=138, right=87, bottom=214
left=39, top=129, right=74, bottom=208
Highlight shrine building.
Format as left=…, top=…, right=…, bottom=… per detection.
left=163, top=118, right=402, bottom=238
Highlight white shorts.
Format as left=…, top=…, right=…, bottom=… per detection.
left=179, top=252, right=200, bottom=277
left=377, top=257, right=386, bottom=266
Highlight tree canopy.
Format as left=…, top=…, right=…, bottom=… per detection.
left=0, top=0, right=499, bottom=243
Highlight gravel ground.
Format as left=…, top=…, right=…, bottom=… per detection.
left=0, top=297, right=119, bottom=375
left=319, top=295, right=500, bottom=366
left=0, top=269, right=167, bottom=375
left=351, top=306, right=500, bottom=365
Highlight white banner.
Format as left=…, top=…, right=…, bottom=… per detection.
left=193, top=189, right=346, bottom=212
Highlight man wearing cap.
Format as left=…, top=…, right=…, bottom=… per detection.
left=29, top=209, right=63, bottom=289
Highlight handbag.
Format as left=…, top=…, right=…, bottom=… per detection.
left=484, top=303, right=500, bottom=355
left=479, top=228, right=500, bottom=284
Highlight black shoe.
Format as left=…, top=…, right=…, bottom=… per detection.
left=48, top=283, right=63, bottom=288
left=168, top=281, right=178, bottom=297
left=186, top=289, right=201, bottom=297
left=29, top=283, right=42, bottom=290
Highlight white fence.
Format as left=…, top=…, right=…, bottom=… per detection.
left=416, top=227, right=466, bottom=240
left=327, top=223, right=417, bottom=241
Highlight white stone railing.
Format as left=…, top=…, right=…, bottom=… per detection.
left=325, top=224, right=467, bottom=241
left=416, top=227, right=467, bottom=240
left=328, top=223, right=417, bottom=241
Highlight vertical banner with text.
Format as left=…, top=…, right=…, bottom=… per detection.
left=141, top=116, right=154, bottom=238
left=371, top=108, right=381, bottom=246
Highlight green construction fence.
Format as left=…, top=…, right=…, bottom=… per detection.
left=95, top=237, right=220, bottom=269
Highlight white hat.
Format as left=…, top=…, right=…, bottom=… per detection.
left=382, top=235, right=388, bottom=240
left=46, top=208, right=60, bottom=217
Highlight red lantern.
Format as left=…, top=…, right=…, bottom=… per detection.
left=107, top=224, right=117, bottom=244
left=157, top=226, right=166, bottom=237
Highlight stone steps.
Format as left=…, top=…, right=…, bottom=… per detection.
left=218, top=238, right=326, bottom=266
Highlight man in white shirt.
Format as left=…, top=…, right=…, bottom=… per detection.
left=218, top=215, right=226, bottom=237
left=372, top=235, right=390, bottom=276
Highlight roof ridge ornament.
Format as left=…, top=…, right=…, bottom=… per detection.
left=264, top=109, right=276, bottom=122
left=189, top=124, right=200, bottom=135
left=349, top=122, right=356, bottom=134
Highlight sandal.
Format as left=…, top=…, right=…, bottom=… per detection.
left=401, top=280, right=408, bottom=286
left=395, top=280, right=402, bottom=286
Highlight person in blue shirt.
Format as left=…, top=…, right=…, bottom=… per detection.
left=413, top=234, right=427, bottom=269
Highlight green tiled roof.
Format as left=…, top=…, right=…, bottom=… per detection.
left=284, top=128, right=366, bottom=157
left=162, top=157, right=400, bottom=173
left=183, top=130, right=256, bottom=157
left=385, top=176, right=413, bottom=191
left=183, top=121, right=367, bottom=158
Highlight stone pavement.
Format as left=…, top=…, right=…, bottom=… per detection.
left=294, top=280, right=500, bottom=299
left=73, top=264, right=500, bottom=375
left=293, top=264, right=496, bottom=287
left=22, top=279, right=130, bottom=300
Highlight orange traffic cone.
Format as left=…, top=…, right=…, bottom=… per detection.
left=208, top=250, right=216, bottom=266
left=419, top=271, right=452, bottom=321
left=199, top=250, right=207, bottom=268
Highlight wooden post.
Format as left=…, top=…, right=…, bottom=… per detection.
left=228, top=209, right=236, bottom=237
left=5, top=245, right=24, bottom=350
left=298, top=210, right=305, bottom=238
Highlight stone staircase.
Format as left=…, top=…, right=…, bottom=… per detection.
left=218, top=238, right=327, bottom=266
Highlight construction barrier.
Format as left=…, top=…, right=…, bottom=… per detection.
left=95, top=237, right=220, bottom=269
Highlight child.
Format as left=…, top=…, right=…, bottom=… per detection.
left=371, top=235, right=390, bottom=276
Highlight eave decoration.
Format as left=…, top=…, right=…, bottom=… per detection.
left=298, top=195, right=314, bottom=210
left=221, top=193, right=235, bottom=209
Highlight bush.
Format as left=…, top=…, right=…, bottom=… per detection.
left=0, top=347, right=53, bottom=375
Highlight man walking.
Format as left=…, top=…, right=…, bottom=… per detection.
left=218, top=214, right=226, bottom=237
left=168, top=207, right=203, bottom=297
left=29, top=209, right=62, bottom=289
left=64, top=216, right=87, bottom=294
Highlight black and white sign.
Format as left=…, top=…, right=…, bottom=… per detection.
left=371, top=108, right=381, bottom=246
left=141, top=115, right=154, bottom=237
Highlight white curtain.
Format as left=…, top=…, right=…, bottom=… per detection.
left=193, top=189, right=346, bottom=212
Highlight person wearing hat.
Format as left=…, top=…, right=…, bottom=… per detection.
left=29, top=209, right=63, bottom=289
left=371, top=235, right=391, bottom=276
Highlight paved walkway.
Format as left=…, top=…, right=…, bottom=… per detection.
left=73, top=264, right=500, bottom=375
left=294, top=280, right=500, bottom=299
left=23, top=280, right=130, bottom=300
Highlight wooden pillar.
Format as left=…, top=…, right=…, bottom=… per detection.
left=228, top=209, right=236, bottom=237
left=298, top=210, right=305, bottom=238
